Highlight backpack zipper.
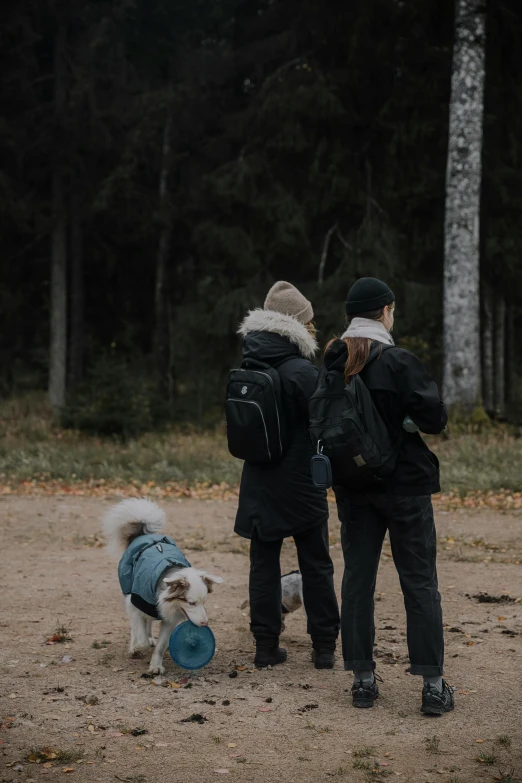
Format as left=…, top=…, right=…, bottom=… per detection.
left=241, top=370, right=283, bottom=456
left=226, top=398, right=272, bottom=460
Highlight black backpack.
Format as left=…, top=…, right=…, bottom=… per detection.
left=309, top=345, right=400, bottom=486
left=225, top=358, right=289, bottom=463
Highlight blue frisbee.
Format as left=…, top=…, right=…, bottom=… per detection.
left=168, top=621, right=216, bottom=670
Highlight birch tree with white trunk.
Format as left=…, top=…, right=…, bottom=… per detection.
left=442, top=0, right=486, bottom=409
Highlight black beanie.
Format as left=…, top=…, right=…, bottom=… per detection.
left=345, top=277, right=395, bottom=315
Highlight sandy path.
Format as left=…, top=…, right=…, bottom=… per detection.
left=1, top=496, right=521, bottom=783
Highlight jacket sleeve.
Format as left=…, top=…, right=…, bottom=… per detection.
left=396, top=350, right=448, bottom=435
left=291, top=362, right=319, bottom=419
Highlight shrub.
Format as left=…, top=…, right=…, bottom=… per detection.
left=65, top=354, right=155, bottom=439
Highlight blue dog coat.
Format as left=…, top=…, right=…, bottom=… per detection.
left=118, top=534, right=191, bottom=618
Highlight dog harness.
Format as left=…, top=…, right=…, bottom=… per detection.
left=118, top=533, right=191, bottom=619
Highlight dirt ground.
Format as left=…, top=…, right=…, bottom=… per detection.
left=1, top=496, right=521, bottom=783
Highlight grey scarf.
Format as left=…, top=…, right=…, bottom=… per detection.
left=341, top=317, right=394, bottom=346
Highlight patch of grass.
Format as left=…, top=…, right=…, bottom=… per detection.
left=99, top=652, right=114, bottom=665
left=27, top=747, right=84, bottom=764
left=3, top=394, right=522, bottom=495
left=433, top=432, right=522, bottom=493
left=496, top=771, right=515, bottom=783
left=476, top=753, right=499, bottom=765
left=0, top=393, right=240, bottom=486
left=495, top=734, right=512, bottom=748
left=448, top=777, right=464, bottom=783
left=212, top=736, right=222, bottom=744
left=353, top=747, right=376, bottom=758
left=425, top=736, right=441, bottom=754
left=91, top=640, right=111, bottom=649
left=353, top=759, right=371, bottom=771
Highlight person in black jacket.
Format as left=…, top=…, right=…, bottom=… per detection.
left=235, top=281, right=340, bottom=669
left=325, top=277, right=453, bottom=715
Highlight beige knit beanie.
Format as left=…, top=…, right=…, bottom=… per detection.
left=263, top=281, right=314, bottom=324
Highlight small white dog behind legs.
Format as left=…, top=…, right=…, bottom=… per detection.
left=281, top=570, right=304, bottom=631
left=103, top=498, right=223, bottom=674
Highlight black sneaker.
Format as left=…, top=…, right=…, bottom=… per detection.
left=352, top=677, right=379, bottom=708
left=253, top=635, right=287, bottom=668
left=421, top=680, right=455, bottom=715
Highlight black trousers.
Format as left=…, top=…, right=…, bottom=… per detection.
left=336, top=493, right=443, bottom=677
left=249, top=521, right=340, bottom=639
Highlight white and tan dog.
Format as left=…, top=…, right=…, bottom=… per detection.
left=103, top=498, right=222, bottom=674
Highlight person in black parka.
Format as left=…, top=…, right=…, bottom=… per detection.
left=326, top=277, right=454, bottom=716
left=235, top=281, right=340, bottom=669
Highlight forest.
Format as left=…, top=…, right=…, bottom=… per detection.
left=2, top=0, right=522, bottom=434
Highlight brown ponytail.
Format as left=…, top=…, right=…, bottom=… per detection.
left=325, top=305, right=387, bottom=384
left=325, top=337, right=372, bottom=384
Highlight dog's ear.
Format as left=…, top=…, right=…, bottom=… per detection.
left=163, top=575, right=190, bottom=600
left=199, top=572, right=224, bottom=593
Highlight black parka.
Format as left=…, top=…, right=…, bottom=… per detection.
left=324, top=339, right=447, bottom=496
left=234, top=310, right=328, bottom=541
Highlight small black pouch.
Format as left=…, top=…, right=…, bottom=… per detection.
left=311, top=453, right=332, bottom=489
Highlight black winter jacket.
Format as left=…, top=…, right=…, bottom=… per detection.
left=234, top=309, right=328, bottom=541
left=324, top=339, right=447, bottom=496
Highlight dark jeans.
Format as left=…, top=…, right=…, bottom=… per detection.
left=249, top=521, right=340, bottom=639
left=336, top=492, right=443, bottom=676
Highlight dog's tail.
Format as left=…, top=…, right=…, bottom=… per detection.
left=102, top=498, right=166, bottom=558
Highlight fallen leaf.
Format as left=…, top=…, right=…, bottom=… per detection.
left=476, top=739, right=484, bottom=743
left=227, top=743, right=237, bottom=748
left=236, top=666, right=248, bottom=671
left=258, top=707, right=273, bottom=712
left=166, top=681, right=180, bottom=689
left=62, top=768, right=74, bottom=773
left=107, top=732, right=123, bottom=738
left=498, top=616, right=507, bottom=621
left=146, top=707, right=152, bottom=712
left=87, top=725, right=95, bottom=732
left=42, top=763, right=54, bottom=769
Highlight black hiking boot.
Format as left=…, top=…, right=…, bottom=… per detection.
left=351, top=676, right=380, bottom=709
left=421, top=680, right=455, bottom=716
left=311, top=636, right=336, bottom=670
left=254, top=635, right=287, bottom=668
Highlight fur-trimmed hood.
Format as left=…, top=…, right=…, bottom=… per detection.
left=238, top=308, right=318, bottom=359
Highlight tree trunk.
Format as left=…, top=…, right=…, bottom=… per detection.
left=154, top=109, right=174, bottom=399
left=318, top=223, right=338, bottom=288
left=442, top=0, right=486, bottom=409
left=494, top=294, right=506, bottom=418
left=482, top=286, right=494, bottom=415
left=68, top=186, right=84, bottom=390
left=506, top=303, right=515, bottom=407
left=49, top=22, right=68, bottom=418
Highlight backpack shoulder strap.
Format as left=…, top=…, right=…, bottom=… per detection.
left=365, top=342, right=394, bottom=368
